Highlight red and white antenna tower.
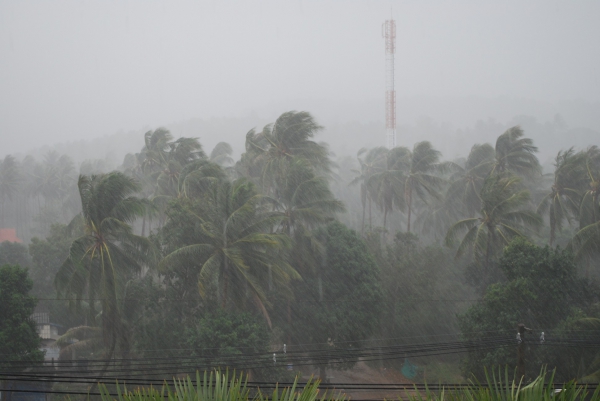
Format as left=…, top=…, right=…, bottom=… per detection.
left=382, top=18, right=396, bottom=149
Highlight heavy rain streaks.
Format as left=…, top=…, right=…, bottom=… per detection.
left=1, top=2, right=600, bottom=400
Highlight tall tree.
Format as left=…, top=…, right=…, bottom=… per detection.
left=160, top=177, right=297, bottom=326
left=289, top=222, right=382, bottom=381
left=445, top=174, right=542, bottom=269
left=210, top=142, right=234, bottom=167
left=446, top=143, right=495, bottom=218
left=368, top=146, right=410, bottom=231
left=270, top=158, right=345, bottom=238
left=55, top=172, right=151, bottom=362
left=492, top=126, right=540, bottom=178
left=537, top=148, right=587, bottom=246
left=244, top=111, right=332, bottom=192
left=350, top=147, right=387, bottom=233
left=403, top=141, right=449, bottom=232
left=571, top=146, right=600, bottom=263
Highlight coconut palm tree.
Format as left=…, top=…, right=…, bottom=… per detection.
left=159, top=177, right=297, bottom=327
left=445, top=174, right=542, bottom=269
left=55, top=172, right=152, bottom=362
left=403, top=141, right=450, bottom=233
left=492, top=126, right=540, bottom=178
left=271, top=159, right=344, bottom=235
left=268, top=158, right=345, bottom=271
left=350, top=147, right=388, bottom=233
left=245, top=111, right=332, bottom=193
left=537, top=148, right=587, bottom=246
left=367, top=146, right=410, bottom=231
left=446, top=143, right=495, bottom=218
left=210, top=142, right=234, bottom=167
left=141, top=128, right=173, bottom=175
left=571, top=146, right=600, bottom=263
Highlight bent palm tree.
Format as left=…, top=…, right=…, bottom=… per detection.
left=445, top=174, right=542, bottom=269
left=368, top=146, right=410, bottom=231
left=160, top=177, right=297, bottom=327
left=537, top=148, right=587, bottom=246
left=492, top=126, right=540, bottom=178
left=350, top=147, right=387, bottom=233
left=210, top=142, right=234, bottom=167
left=571, top=146, right=600, bottom=262
left=446, top=143, right=495, bottom=218
left=245, top=111, right=332, bottom=192
left=55, top=172, right=152, bottom=361
left=404, top=141, right=449, bottom=232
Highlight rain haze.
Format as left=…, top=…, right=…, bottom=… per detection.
left=1, top=1, right=600, bottom=161
left=2, top=0, right=600, bottom=397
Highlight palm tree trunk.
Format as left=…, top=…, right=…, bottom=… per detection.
left=369, top=196, right=372, bottom=230
left=141, top=216, right=146, bottom=236
left=222, top=259, right=229, bottom=308
left=485, top=227, right=493, bottom=271
left=383, top=206, right=388, bottom=231
left=89, top=336, right=116, bottom=393
left=549, top=205, right=556, bottom=247
left=361, top=202, right=366, bottom=235
left=407, top=188, right=413, bottom=233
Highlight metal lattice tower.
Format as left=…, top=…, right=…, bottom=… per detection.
left=382, top=19, right=396, bottom=149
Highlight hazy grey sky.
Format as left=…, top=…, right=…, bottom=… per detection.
left=1, top=1, right=599, bottom=156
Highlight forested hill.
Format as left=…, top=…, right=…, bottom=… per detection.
left=9, top=112, right=600, bottom=173
left=7, top=95, right=600, bottom=168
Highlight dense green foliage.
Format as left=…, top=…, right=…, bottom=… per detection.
left=290, top=222, right=382, bottom=374
left=1, top=111, right=600, bottom=384
left=459, top=239, right=598, bottom=380
left=0, top=264, right=44, bottom=370
left=0, top=240, right=30, bottom=267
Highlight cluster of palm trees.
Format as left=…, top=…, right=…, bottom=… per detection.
left=20, top=110, right=596, bottom=368
left=55, top=111, right=345, bottom=361
left=350, top=126, right=599, bottom=270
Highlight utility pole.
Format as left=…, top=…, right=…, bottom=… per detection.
left=517, top=323, right=531, bottom=379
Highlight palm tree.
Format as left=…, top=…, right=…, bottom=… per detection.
left=537, top=148, right=587, bottom=246
left=403, top=141, right=449, bottom=233
left=141, top=128, right=173, bottom=175
left=367, top=146, right=410, bottom=231
left=446, top=143, right=495, bottom=218
left=55, top=172, right=151, bottom=362
left=160, top=177, right=297, bottom=327
left=571, top=146, right=600, bottom=263
left=210, top=142, right=234, bottom=167
left=445, top=174, right=542, bottom=269
left=271, top=159, right=344, bottom=234
left=268, top=158, right=345, bottom=270
left=244, top=111, right=332, bottom=192
left=350, top=147, right=387, bottom=233
left=492, top=126, right=540, bottom=178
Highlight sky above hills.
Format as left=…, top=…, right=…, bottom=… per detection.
left=1, top=0, right=599, bottom=157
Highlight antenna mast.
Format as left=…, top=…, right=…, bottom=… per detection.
left=382, top=18, right=396, bottom=149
